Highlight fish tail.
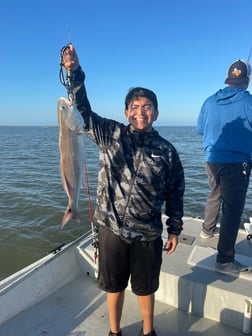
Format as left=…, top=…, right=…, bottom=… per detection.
left=61, top=207, right=81, bottom=227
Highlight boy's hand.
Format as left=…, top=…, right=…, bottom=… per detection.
left=62, top=44, right=79, bottom=71
left=163, top=234, right=178, bottom=254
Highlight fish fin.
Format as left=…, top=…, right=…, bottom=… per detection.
left=60, top=164, right=71, bottom=197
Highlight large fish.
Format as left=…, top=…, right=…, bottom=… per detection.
left=57, top=97, right=86, bottom=227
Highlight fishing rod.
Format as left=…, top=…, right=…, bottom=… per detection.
left=83, top=144, right=99, bottom=266
left=247, top=46, right=252, bottom=63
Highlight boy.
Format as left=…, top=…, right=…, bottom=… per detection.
left=62, top=45, right=184, bottom=336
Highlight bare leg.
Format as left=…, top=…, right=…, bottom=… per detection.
left=107, top=291, right=125, bottom=333
left=138, top=293, right=155, bottom=334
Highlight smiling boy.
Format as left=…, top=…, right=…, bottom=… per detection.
left=62, top=45, right=184, bottom=336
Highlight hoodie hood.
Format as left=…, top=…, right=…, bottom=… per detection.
left=216, top=86, right=249, bottom=105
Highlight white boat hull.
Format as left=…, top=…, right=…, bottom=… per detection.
left=0, top=216, right=252, bottom=335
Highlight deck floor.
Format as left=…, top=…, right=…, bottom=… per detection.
left=0, top=273, right=246, bottom=336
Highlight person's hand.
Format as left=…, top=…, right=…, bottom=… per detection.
left=62, top=44, right=79, bottom=71
left=163, top=234, right=178, bottom=254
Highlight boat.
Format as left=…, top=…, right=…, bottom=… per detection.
left=0, top=216, right=251, bottom=336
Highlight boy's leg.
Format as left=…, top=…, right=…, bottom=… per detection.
left=107, top=291, right=125, bottom=333
left=138, top=293, right=155, bottom=334
left=98, top=226, right=130, bottom=334
left=132, top=238, right=162, bottom=334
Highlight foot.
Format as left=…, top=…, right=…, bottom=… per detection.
left=200, top=227, right=220, bottom=239
left=215, top=260, right=249, bottom=274
left=108, top=331, right=122, bottom=336
left=139, top=328, right=157, bottom=336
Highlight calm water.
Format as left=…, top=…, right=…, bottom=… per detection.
left=0, top=126, right=251, bottom=280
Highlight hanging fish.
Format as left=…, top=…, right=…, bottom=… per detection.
left=57, top=97, right=86, bottom=227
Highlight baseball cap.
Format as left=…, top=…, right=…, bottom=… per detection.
left=224, top=59, right=251, bottom=85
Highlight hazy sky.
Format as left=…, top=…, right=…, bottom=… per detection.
left=1, top=0, right=252, bottom=126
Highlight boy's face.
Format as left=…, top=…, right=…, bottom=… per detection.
left=125, top=97, right=158, bottom=132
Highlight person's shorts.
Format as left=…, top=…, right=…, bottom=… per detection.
left=97, top=225, right=163, bottom=296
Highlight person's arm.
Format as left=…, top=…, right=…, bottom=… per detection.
left=70, top=67, right=92, bottom=127
left=197, top=103, right=206, bottom=135
left=163, top=148, right=184, bottom=254
left=62, top=44, right=107, bottom=136
left=61, top=44, right=93, bottom=127
left=61, top=44, right=120, bottom=146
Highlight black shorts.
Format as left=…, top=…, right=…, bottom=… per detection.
left=97, top=226, right=163, bottom=296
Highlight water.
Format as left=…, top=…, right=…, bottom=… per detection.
left=0, top=126, right=251, bottom=280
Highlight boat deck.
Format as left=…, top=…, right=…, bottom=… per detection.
left=0, top=272, right=246, bottom=336
left=0, top=216, right=252, bottom=335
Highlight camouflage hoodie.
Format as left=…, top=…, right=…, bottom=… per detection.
left=72, top=67, right=185, bottom=242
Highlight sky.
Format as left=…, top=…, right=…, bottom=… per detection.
left=1, top=0, right=252, bottom=126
